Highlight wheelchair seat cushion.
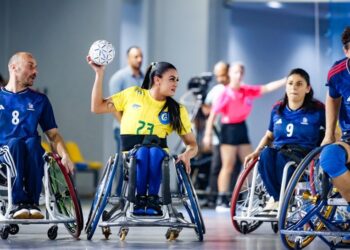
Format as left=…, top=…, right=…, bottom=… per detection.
left=120, top=135, right=168, bottom=151
left=278, top=144, right=310, bottom=164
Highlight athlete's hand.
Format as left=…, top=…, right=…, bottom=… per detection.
left=244, top=151, right=260, bottom=168
left=176, top=153, right=191, bottom=174
left=61, top=154, right=75, bottom=174
left=321, top=135, right=336, bottom=146
left=86, top=55, right=105, bottom=74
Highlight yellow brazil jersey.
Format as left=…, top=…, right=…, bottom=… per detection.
left=111, top=86, right=192, bottom=138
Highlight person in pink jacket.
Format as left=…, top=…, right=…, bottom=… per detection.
left=203, top=62, right=286, bottom=211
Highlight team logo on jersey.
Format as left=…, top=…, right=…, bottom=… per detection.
left=27, top=103, right=35, bottom=111
left=301, top=117, right=308, bottom=125
left=0, top=105, right=4, bottom=110
left=132, top=104, right=141, bottom=109
left=159, top=111, right=170, bottom=125
left=275, top=118, right=282, bottom=124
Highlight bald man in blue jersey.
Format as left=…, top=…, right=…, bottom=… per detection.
left=0, top=52, right=74, bottom=219
left=320, top=27, right=350, bottom=205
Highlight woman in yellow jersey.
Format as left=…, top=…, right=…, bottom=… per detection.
left=87, top=58, right=198, bottom=216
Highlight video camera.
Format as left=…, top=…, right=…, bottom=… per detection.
left=187, top=72, right=213, bottom=101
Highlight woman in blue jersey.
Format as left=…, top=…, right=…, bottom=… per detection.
left=244, top=68, right=325, bottom=211
left=87, top=57, right=198, bottom=216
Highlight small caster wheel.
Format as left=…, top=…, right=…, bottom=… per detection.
left=240, top=221, right=248, bottom=234
left=102, top=226, right=111, bottom=240
left=119, top=227, right=128, bottom=241
left=294, top=237, right=303, bottom=250
left=271, top=222, right=278, bottom=233
left=1, top=226, right=9, bottom=240
left=9, top=224, right=19, bottom=235
left=47, top=225, right=58, bottom=240
left=166, top=228, right=179, bottom=241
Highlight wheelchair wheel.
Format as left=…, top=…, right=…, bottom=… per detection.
left=230, top=159, right=263, bottom=234
left=176, top=162, right=205, bottom=241
left=85, top=154, right=119, bottom=240
left=47, top=153, right=84, bottom=238
left=279, top=147, right=336, bottom=250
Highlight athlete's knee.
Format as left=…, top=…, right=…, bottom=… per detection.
left=259, top=147, right=276, bottom=166
left=320, top=144, right=348, bottom=178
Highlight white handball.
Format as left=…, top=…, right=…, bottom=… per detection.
left=88, top=40, right=115, bottom=65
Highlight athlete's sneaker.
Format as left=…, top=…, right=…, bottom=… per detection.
left=146, top=195, right=163, bottom=216
left=28, top=204, right=44, bottom=219
left=215, top=194, right=230, bottom=212
left=263, top=197, right=279, bottom=212
left=133, top=195, right=147, bottom=216
left=10, top=203, right=30, bottom=219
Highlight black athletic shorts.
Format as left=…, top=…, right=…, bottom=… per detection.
left=220, top=121, right=250, bottom=145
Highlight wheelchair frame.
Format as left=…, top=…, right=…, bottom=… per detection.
left=0, top=148, right=83, bottom=240
left=230, top=156, right=296, bottom=234
left=279, top=146, right=350, bottom=250
left=85, top=146, right=205, bottom=241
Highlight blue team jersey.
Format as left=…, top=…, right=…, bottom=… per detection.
left=0, top=87, right=57, bottom=145
left=326, top=57, right=350, bottom=138
left=268, top=101, right=325, bottom=149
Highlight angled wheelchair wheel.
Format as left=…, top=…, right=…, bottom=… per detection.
left=176, top=162, right=205, bottom=241
left=85, top=154, right=119, bottom=240
left=230, top=159, right=263, bottom=234
left=279, top=147, right=336, bottom=250
left=47, top=153, right=84, bottom=238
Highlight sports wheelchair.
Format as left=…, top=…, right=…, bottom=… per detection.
left=0, top=146, right=83, bottom=240
left=85, top=143, right=206, bottom=241
left=230, top=150, right=298, bottom=234
left=279, top=146, right=350, bottom=250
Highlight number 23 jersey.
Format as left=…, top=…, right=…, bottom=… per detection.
left=112, top=87, right=192, bottom=137
left=269, top=100, right=325, bottom=149
left=0, top=88, right=57, bottom=144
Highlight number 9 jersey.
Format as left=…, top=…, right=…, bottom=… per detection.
left=269, top=100, right=325, bottom=150
left=0, top=88, right=57, bottom=145
left=111, top=86, right=192, bottom=138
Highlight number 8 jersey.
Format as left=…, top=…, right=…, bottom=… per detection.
left=0, top=88, right=57, bottom=145
left=269, top=100, right=325, bottom=150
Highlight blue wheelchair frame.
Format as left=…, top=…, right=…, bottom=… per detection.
left=279, top=146, right=350, bottom=250
left=84, top=144, right=205, bottom=241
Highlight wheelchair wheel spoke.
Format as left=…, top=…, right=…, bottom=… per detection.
left=47, top=154, right=83, bottom=238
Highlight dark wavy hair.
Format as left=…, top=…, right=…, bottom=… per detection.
left=277, top=68, right=320, bottom=114
left=141, top=62, right=183, bottom=133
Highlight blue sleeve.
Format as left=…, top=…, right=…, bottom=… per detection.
left=320, top=108, right=326, bottom=129
left=327, top=74, right=341, bottom=98
left=268, top=109, right=275, bottom=132
left=39, top=96, right=57, bottom=132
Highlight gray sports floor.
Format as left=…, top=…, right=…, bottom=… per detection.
left=0, top=202, right=332, bottom=250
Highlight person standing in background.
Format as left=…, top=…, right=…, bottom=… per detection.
left=109, top=46, right=144, bottom=152
left=202, top=61, right=241, bottom=208
left=203, top=62, right=286, bottom=211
